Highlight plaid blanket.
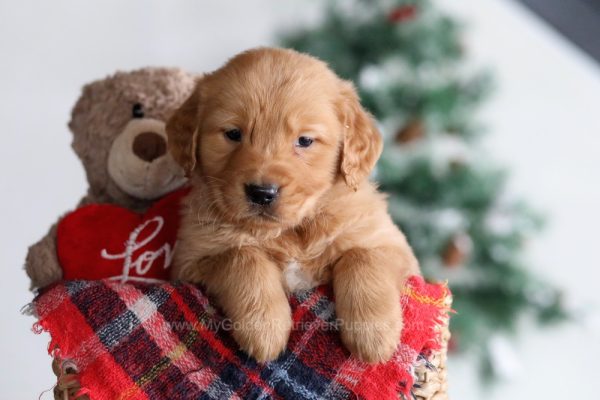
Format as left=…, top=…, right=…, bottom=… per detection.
left=32, top=276, right=450, bottom=400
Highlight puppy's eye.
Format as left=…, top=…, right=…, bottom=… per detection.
left=295, top=136, right=314, bottom=148
left=224, top=128, right=242, bottom=142
left=132, top=103, right=144, bottom=119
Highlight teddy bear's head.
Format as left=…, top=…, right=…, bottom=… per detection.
left=69, top=68, right=196, bottom=209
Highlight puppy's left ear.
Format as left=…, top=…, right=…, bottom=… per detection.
left=166, top=79, right=203, bottom=177
left=337, top=81, right=383, bottom=190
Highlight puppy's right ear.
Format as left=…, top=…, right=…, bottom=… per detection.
left=336, top=80, right=383, bottom=191
left=167, top=81, right=202, bottom=177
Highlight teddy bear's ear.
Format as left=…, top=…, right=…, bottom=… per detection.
left=166, top=82, right=202, bottom=177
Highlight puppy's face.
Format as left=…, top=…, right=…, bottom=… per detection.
left=168, top=48, right=382, bottom=228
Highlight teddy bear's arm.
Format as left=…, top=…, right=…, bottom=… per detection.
left=25, top=222, right=63, bottom=291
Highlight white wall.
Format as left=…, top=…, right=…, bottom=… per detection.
left=1, top=0, right=598, bottom=399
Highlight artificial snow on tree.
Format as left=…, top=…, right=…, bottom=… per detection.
left=280, top=0, right=569, bottom=379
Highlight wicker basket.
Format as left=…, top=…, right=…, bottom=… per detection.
left=411, top=323, right=450, bottom=400
left=52, top=303, right=451, bottom=400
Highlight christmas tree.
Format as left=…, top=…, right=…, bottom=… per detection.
left=280, top=0, right=568, bottom=378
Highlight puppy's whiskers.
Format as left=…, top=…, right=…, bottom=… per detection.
left=204, top=175, right=228, bottom=185
left=195, top=199, right=218, bottom=228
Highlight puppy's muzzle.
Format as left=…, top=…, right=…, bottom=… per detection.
left=244, top=183, right=279, bottom=206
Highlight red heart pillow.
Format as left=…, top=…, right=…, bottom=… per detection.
left=57, top=188, right=189, bottom=282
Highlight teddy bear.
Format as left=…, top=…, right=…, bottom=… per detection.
left=25, top=67, right=197, bottom=290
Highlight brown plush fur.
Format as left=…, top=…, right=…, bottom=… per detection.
left=25, top=68, right=196, bottom=290
left=167, top=48, right=420, bottom=364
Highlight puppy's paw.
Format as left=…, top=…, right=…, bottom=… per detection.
left=232, top=300, right=292, bottom=363
left=340, top=314, right=402, bottom=363
left=339, top=306, right=402, bottom=364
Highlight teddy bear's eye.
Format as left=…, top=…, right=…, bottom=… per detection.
left=132, top=103, right=145, bottom=119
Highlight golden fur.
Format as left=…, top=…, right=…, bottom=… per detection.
left=167, top=48, right=420, bottom=363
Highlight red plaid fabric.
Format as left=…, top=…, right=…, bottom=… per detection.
left=33, top=276, right=450, bottom=400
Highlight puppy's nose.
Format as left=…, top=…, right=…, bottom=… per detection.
left=132, top=132, right=167, bottom=162
left=244, top=184, right=279, bottom=206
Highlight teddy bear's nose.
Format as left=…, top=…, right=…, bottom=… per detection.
left=132, top=132, right=167, bottom=162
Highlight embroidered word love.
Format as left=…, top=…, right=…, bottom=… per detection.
left=100, top=216, right=174, bottom=283
left=57, top=188, right=187, bottom=282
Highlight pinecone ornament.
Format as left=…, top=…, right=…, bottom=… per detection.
left=442, top=233, right=472, bottom=267
left=395, top=118, right=425, bottom=144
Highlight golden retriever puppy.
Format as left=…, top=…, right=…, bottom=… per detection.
left=167, top=48, right=420, bottom=363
